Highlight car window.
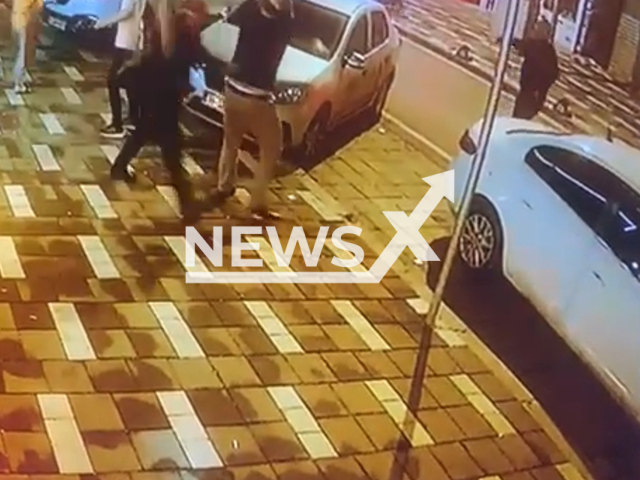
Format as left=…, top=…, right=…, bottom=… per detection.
left=526, top=145, right=640, bottom=279
left=371, top=11, right=389, bottom=49
left=345, top=15, right=369, bottom=55
left=599, top=187, right=640, bottom=279
left=525, top=146, right=609, bottom=232
left=227, top=0, right=349, bottom=60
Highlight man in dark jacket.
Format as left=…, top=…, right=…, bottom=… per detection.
left=209, top=0, right=293, bottom=219
left=513, top=20, right=559, bottom=119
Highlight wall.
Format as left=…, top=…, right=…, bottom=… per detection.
left=609, top=0, right=640, bottom=83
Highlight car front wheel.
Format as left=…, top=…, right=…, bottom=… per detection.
left=457, top=197, right=503, bottom=272
left=300, top=108, right=329, bottom=161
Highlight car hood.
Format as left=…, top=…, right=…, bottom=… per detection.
left=201, top=22, right=328, bottom=85
left=44, top=0, right=119, bottom=18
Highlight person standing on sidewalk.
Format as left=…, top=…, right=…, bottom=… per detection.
left=11, top=0, right=42, bottom=93
left=109, top=0, right=202, bottom=222
left=513, top=20, right=559, bottom=120
left=209, top=0, right=293, bottom=219
left=94, top=0, right=146, bottom=138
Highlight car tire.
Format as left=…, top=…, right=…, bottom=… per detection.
left=457, top=196, right=504, bottom=274
left=370, top=74, right=394, bottom=122
left=298, top=107, right=330, bottom=162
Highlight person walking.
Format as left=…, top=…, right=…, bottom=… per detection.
left=11, top=0, right=42, bottom=93
left=209, top=0, right=293, bottom=219
left=94, top=0, right=146, bottom=138
left=109, top=0, right=202, bottom=222
left=513, top=20, right=559, bottom=120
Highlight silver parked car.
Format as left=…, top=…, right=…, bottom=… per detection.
left=184, top=0, right=401, bottom=159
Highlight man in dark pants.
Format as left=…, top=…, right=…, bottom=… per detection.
left=94, top=0, right=145, bottom=138
left=110, top=0, right=200, bottom=222
left=513, top=20, right=559, bottom=120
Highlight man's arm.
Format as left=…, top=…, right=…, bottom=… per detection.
left=94, top=0, right=139, bottom=29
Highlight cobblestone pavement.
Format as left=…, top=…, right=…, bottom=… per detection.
left=0, top=25, right=593, bottom=480
left=393, top=0, right=640, bottom=148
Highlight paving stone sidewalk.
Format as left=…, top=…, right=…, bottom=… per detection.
left=393, top=0, right=640, bottom=148
left=0, top=27, right=593, bottom=480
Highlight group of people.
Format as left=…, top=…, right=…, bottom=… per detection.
left=98, top=0, right=293, bottom=223
left=7, top=0, right=558, bottom=224
left=8, top=0, right=293, bottom=224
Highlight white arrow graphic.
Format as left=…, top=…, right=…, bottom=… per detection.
left=186, top=170, right=454, bottom=283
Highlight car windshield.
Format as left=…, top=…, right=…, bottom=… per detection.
left=227, top=0, right=349, bottom=60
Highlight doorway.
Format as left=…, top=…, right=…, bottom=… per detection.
left=581, top=0, right=624, bottom=68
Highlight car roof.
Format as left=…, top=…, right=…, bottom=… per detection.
left=304, top=0, right=379, bottom=15
left=566, top=134, right=640, bottom=193
left=498, top=118, right=640, bottom=193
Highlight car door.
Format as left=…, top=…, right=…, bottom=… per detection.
left=505, top=144, right=602, bottom=328
left=367, top=10, right=393, bottom=96
left=565, top=176, right=640, bottom=412
left=336, top=11, right=372, bottom=121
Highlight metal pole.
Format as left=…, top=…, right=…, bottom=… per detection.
left=550, top=0, right=560, bottom=40
left=410, top=0, right=522, bottom=436
left=387, top=4, right=522, bottom=480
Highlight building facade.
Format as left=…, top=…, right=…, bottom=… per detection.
left=479, top=0, right=627, bottom=72
left=608, top=0, right=640, bottom=86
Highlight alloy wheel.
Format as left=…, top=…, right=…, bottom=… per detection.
left=459, top=213, right=496, bottom=269
left=303, top=117, right=325, bottom=159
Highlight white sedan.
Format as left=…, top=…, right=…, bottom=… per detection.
left=452, top=117, right=640, bottom=423
left=184, top=0, right=401, bottom=160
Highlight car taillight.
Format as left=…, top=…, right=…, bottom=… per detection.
left=459, top=129, right=477, bottom=155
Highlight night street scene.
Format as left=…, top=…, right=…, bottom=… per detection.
left=0, top=0, right=639, bottom=478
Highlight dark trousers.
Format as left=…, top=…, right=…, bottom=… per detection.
left=107, top=48, right=139, bottom=128
left=513, top=82, right=552, bottom=119
left=112, top=94, right=192, bottom=208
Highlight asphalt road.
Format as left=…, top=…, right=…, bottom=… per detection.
left=386, top=38, right=640, bottom=480
left=386, top=39, right=491, bottom=157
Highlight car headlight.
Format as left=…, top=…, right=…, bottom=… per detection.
left=273, top=85, right=306, bottom=104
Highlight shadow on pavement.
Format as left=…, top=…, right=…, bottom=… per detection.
left=426, top=236, right=640, bottom=480
left=289, top=112, right=379, bottom=172
left=181, top=104, right=379, bottom=177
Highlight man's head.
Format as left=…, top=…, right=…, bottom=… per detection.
left=530, top=19, right=552, bottom=41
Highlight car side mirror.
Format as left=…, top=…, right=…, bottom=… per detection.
left=344, top=52, right=365, bottom=69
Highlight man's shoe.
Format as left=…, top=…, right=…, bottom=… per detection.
left=206, top=187, right=236, bottom=208
left=13, top=83, right=31, bottom=94
left=110, top=167, right=136, bottom=183
left=180, top=199, right=202, bottom=225
left=101, top=124, right=125, bottom=139
left=250, top=206, right=280, bottom=220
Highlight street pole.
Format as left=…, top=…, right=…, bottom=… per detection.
left=388, top=2, right=522, bottom=479
left=550, top=0, right=560, bottom=40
